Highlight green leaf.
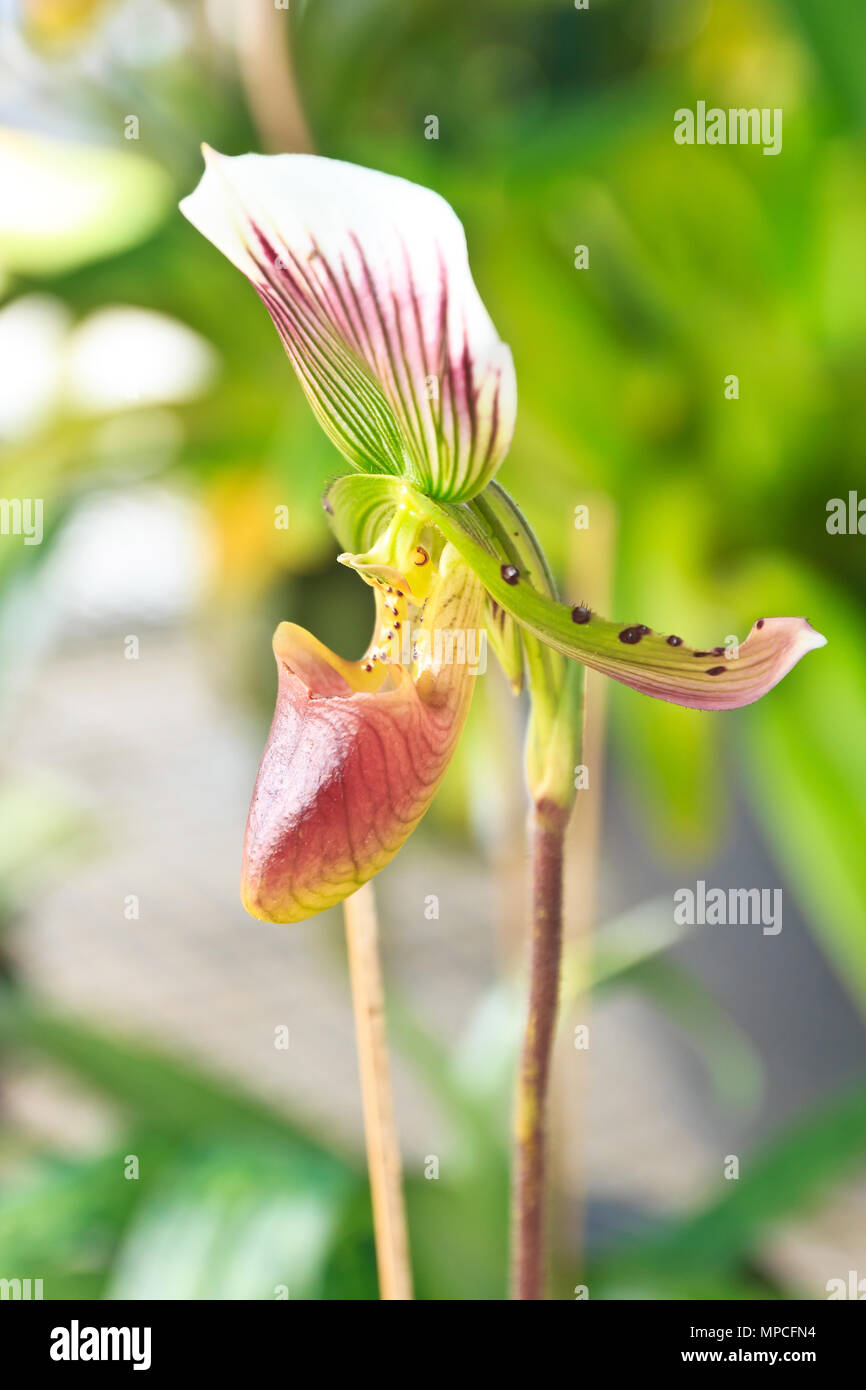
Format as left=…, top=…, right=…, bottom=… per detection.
left=577, top=897, right=699, bottom=990
left=106, top=1144, right=353, bottom=1301
left=0, top=993, right=353, bottom=1168
left=0, top=1152, right=142, bottom=1292
left=592, top=1077, right=866, bottom=1291
left=625, top=958, right=763, bottom=1112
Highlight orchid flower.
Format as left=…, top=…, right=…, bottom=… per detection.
left=181, top=147, right=825, bottom=926
left=181, top=147, right=825, bottom=1301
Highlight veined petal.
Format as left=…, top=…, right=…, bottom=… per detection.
left=180, top=148, right=516, bottom=501
left=241, top=545, right=484, bottom=923
left=416, top=489, right=827, bottom=711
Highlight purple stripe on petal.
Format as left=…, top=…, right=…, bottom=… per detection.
left=179, top=148, right=516, bottom=499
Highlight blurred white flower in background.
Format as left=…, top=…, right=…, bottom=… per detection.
left=0, top=293, right=218, bottom=437
left=64, top=306, right=218, bottom=413
left=45, top=485, right=214, bottom=629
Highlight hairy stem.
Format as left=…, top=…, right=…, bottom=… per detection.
left=511, top=801, right=569, bottom=1300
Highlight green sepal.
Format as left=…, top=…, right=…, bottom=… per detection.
left=323, top=473, right=404, bottom=554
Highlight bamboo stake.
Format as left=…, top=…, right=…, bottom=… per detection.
left=343, top=882, right=413, bottom=1300
left=236, top=0, right=314, bottom=154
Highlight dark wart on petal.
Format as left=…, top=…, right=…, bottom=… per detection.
left=756, top=619, right=765, bottom=629
left=501, top=564, right=520, bottom=585
left=667, top=635, right=683, bottom=647
left=571, top=604, right=591, bottom=624
left=706, top=665, right=726, bottom=676
left=693, top=650, right=711, bottom=658
left=636, top=624, right=651, bottom=635
left=619, top=627, right=643, bottom=644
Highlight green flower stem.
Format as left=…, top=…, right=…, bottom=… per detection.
left=512, top=798, right=570, bottom=1299
left=513, top=660, right=585, bottom=1300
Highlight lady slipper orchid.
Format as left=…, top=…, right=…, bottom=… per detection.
left=180, top=148, right=826, bottom=924
left=241, top=533, right=484, bottom=924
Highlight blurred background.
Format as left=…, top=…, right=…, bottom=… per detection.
left=0, top=0, right=865, bottom=1301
